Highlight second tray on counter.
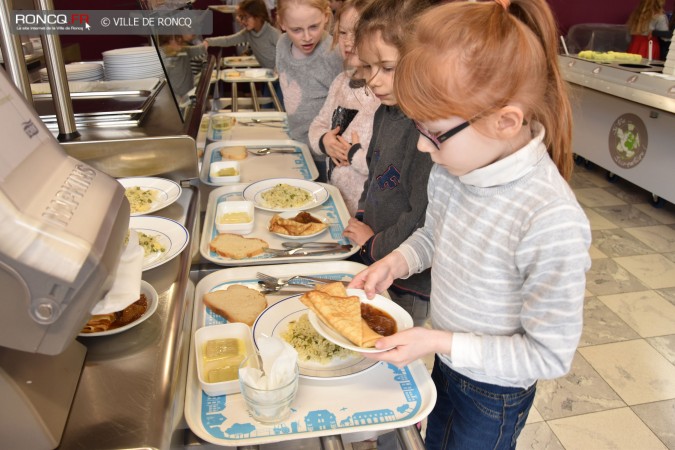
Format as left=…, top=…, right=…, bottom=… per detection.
left=200, top=139, right=317, bottom=186
left=199, top=183, right=357, bottom=266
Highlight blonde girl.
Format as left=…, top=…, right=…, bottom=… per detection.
left=307, top=0, right=380, bottom=215
left=276, top=0, right=344, bottom=180
left=350, top=0, right=592, bottom=448
left=627, top=0, right=669, bottom=59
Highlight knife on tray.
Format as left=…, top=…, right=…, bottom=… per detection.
left=296, top=275, right=351, bottom=286
left=261, top=289, right=313, bottom=296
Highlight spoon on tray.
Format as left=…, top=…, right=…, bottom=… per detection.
left=247, top=147, right=298, bottom=156
left=250, top=118, right=284, bottom=123
left=281, top=241, right=347, bottom=249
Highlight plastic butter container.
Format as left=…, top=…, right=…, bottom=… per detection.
left=214, top=200, right=254, bottom=235
left=195, top=323, right=257, bottom=396
left=209, top=160, right=241, bottom=184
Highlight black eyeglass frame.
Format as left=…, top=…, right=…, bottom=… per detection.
left=414, top=120, right=471, bottom=149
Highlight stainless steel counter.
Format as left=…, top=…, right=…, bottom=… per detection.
left=559, top=55, right=675, bottom=205
left=50, top=74, right=203, bottom=449
left=559, top=55, right=675, bottom=114
left=58, top=186, right=199, bottom=450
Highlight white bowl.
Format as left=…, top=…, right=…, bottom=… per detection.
left=215, top=200, right=255, bottom=235
left=195, top=323, right=257, bottom=396
left=210, top=160, right=241, bottom=184
left=244, top=68, right=270, bottom=78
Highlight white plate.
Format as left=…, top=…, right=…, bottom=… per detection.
left=252, top=295, right=378, bottom=380
left=244, top=68, right=270, bottom=78
left=129, top=216, right=189, bottom=271
left=269, top=211, right=329, bottom=240
left=118, top=177, right=182, bottom=216
left=242, top=178, right=329, bottom=212
left=308, top=289, right=414, bottom=353
left=79, top=281, right=158, bottom=337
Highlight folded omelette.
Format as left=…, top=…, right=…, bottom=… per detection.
left=299, top=282, right=383, bottom=348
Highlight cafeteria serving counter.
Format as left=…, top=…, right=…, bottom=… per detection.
left=57, top=186, right=199, bottom=450
left=559, top=55, right=675, bottom=205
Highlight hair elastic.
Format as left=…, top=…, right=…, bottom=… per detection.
left=494, top=0, right=510, bottom=10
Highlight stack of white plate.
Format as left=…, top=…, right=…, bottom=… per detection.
left=38, top=62, right=104, bottom=82
left=102, top=47, right=164, bottom=81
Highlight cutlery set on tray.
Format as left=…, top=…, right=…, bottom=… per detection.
left=238, top=118, right=286, bottom=128
left=256, top=271, right=350, bottom=295
left=263, top=241, right=352, bottom=257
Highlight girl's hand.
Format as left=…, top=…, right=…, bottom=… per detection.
left=349, top=131, right=360, bottom=149
left=343, top=217, right=374, bottom=246
left=322, top=127, right=350, bottom=166
left=361, top=328, right=453, bottom=368
left=349, top=251, right=409, bottom=298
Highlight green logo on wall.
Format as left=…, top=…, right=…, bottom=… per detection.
left=608, top=113, right=648, bottom=169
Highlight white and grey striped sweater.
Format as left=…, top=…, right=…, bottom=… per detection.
left=398, top=124, right=591, bottom=388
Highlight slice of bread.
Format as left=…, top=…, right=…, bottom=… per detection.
left=220, top=145, right=247, bottom=160
left=203, top=285, right=267, bottom=326
left=209, top=233, right=268, bottom=259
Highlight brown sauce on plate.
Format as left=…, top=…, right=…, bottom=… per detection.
left=361, top=303, right=397, bottom=336
left=293, top=212, right=322, bottom=224
left=110, top=294, right=148, bottom=329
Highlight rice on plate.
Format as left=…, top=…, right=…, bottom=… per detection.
left=281, top=313, right=354, bottom=363
left=261, top=183, right=312, bottom=209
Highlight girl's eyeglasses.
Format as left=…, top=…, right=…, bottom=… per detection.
left=414, top=120, right=470, bottom=149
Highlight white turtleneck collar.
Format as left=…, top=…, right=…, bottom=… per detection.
left=459, top=121, right=547, bottom=188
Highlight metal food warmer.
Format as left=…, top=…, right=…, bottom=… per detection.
left=559, top=54, right=675, bottom=206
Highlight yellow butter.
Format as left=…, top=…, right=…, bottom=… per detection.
left=219, top=212, right=251, bottom=224
left=204, top=338, right=241, bottom=360
left=208, top=365, right=239, bottom=383
left=216, top=167, right=238, bottom=177
left=202, top=338, right=246, bottom=382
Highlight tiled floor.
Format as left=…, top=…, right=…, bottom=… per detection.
left=515, top=165, right=675, bottom=450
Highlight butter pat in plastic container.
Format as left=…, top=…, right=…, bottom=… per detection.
left=210, top=160, right=241, bottom=184
left=215, top=200, right=255, bottom=235
left=195, top=323, right=257, bottom=396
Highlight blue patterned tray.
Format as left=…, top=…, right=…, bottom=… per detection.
left=186, top=262, right=437, bottom=446
left=200, top=139, right=316, bottom=186
left=199, top=183, right=358, bottom=266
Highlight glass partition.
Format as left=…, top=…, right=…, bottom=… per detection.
left=141, top=0, right=211, bottom=122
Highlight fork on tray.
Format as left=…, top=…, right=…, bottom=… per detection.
left=256, top=272, right=350, bottom=288
left=256, top=273, right=313, bottom=291
left=238, top=121, right=285, bottom=128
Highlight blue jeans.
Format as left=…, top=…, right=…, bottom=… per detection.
left=425, top=356, right=536, bottom=450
